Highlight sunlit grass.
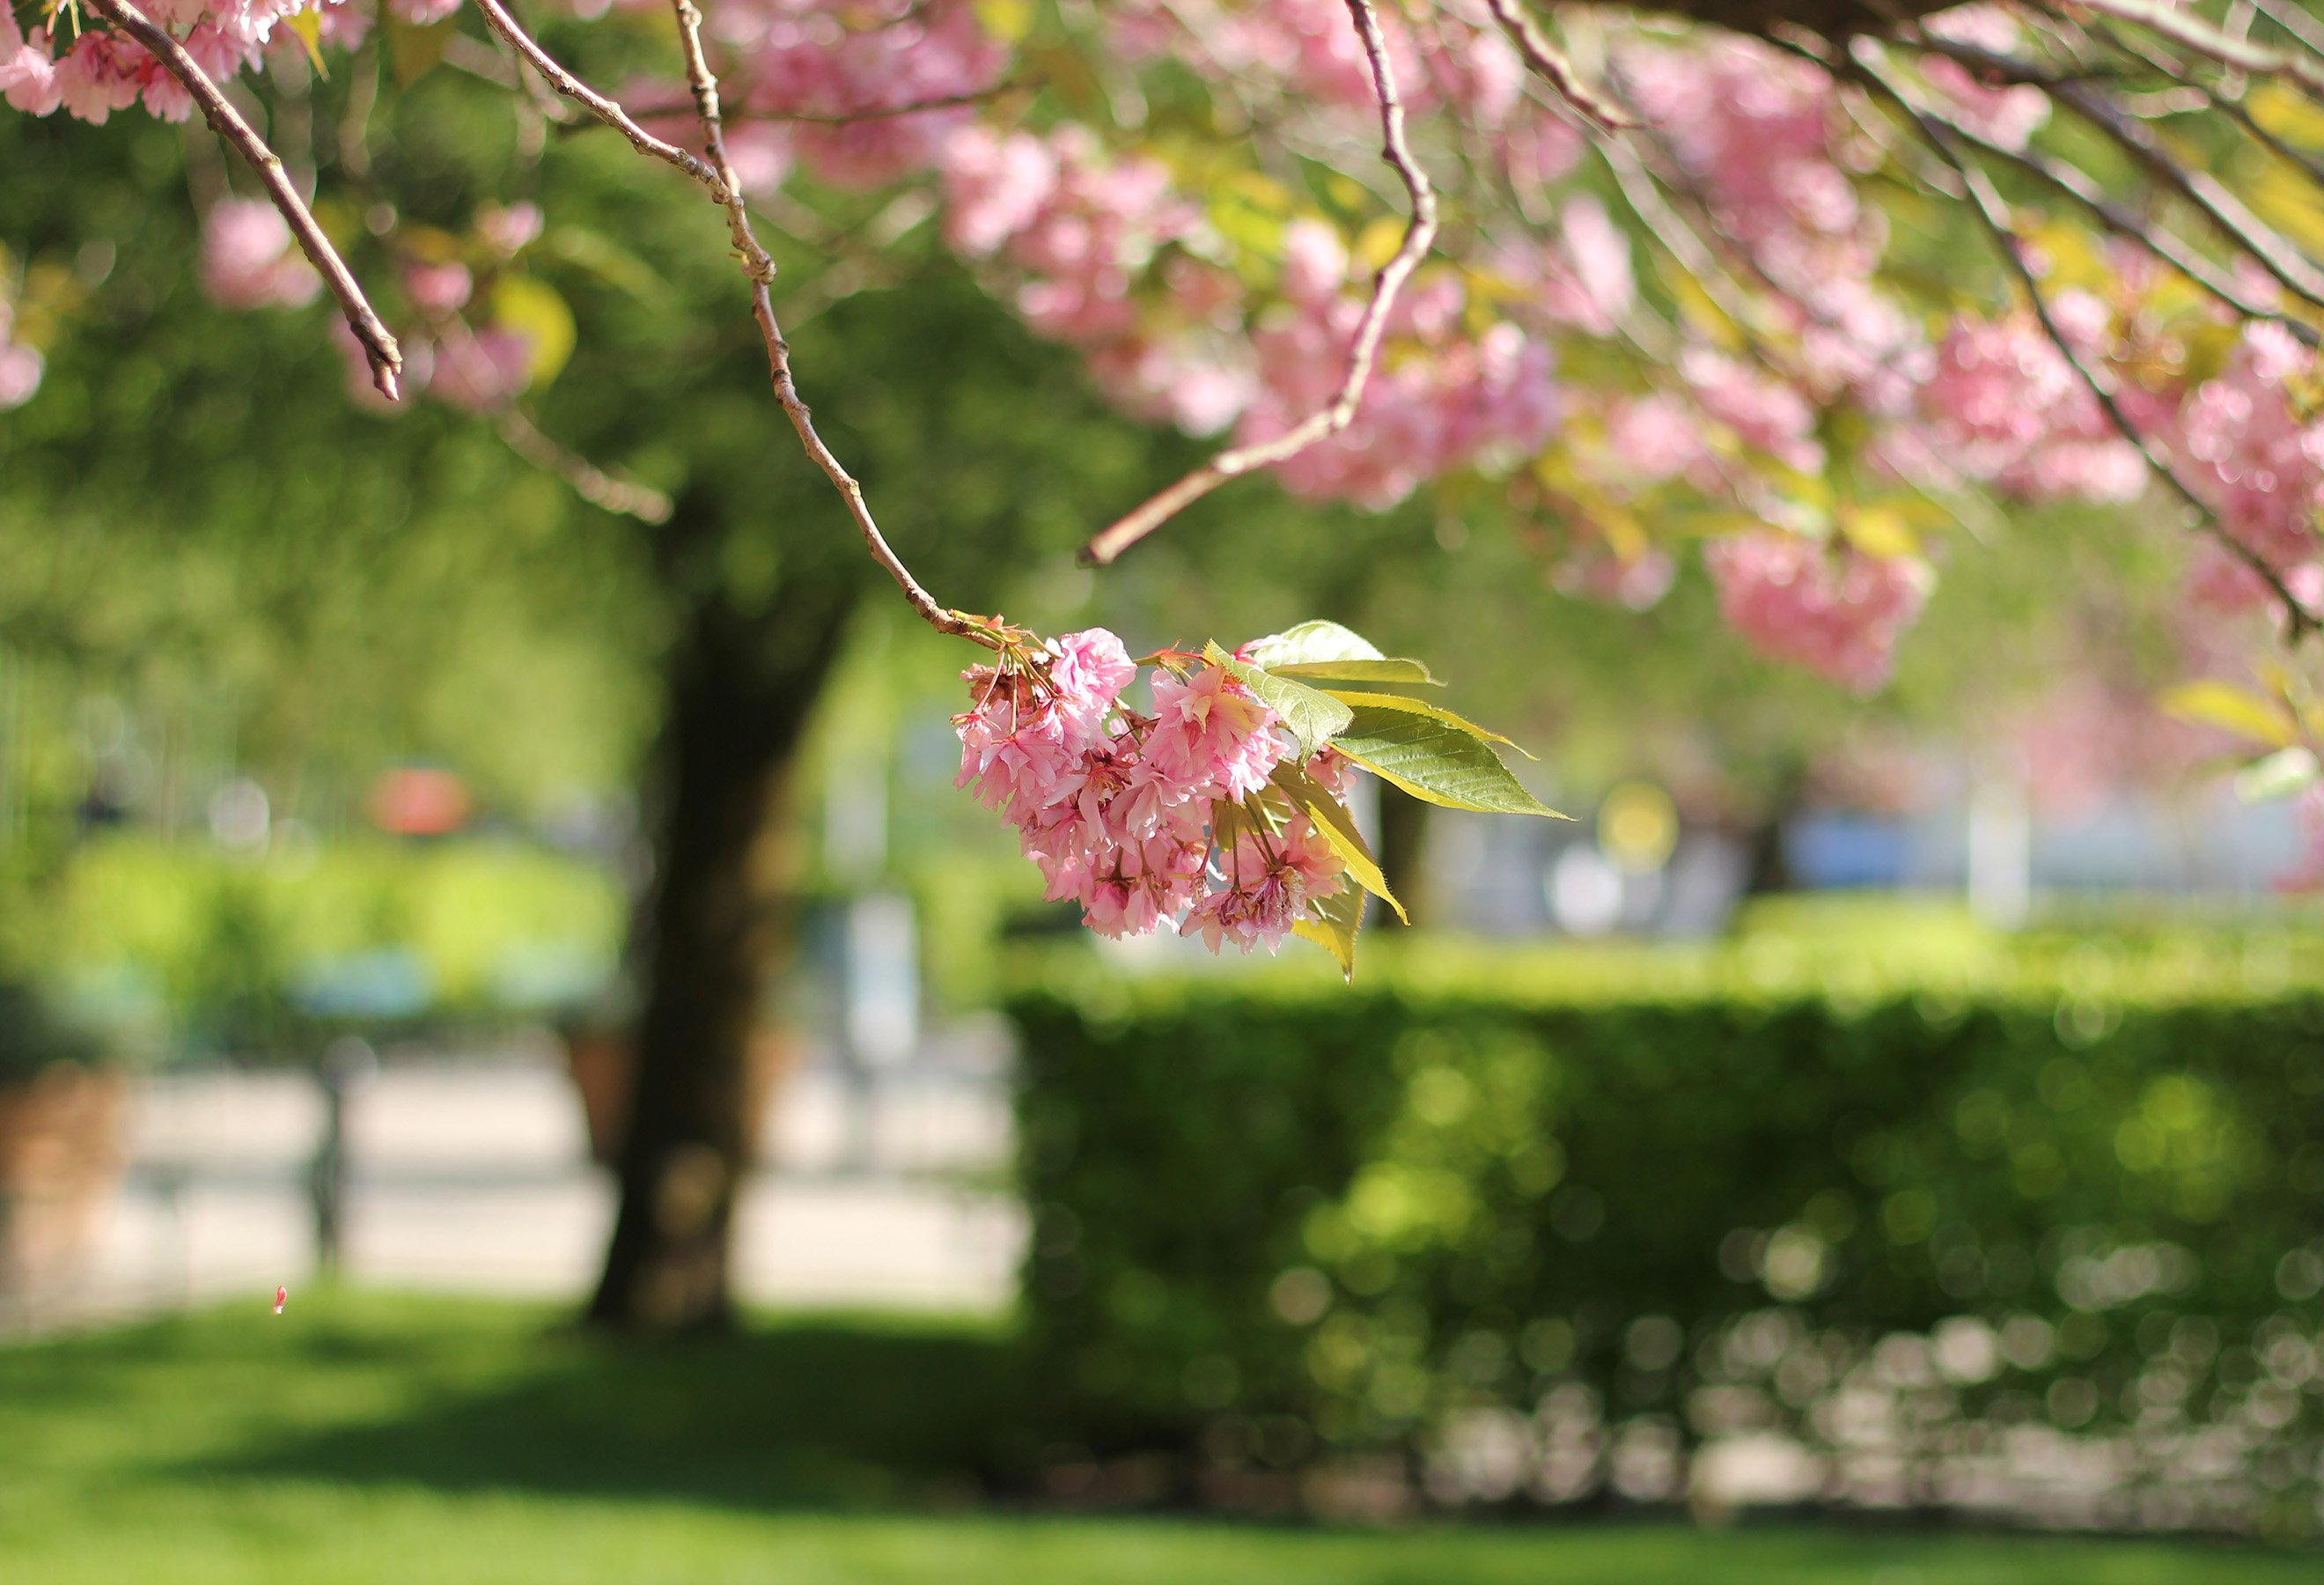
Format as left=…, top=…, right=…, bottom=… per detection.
left=0, top=1291, right=2308, bottom=1584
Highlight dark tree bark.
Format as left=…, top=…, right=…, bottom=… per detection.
left=1375, top=781, right=1434, bottom=930
left=587, top=509, right=856, bottom=1331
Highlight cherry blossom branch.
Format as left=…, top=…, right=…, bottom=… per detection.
left=1079, top=0, right=1438, bottom=568
left=496, top=407, right=673, bottom=523
left=1860, top=42, right=2315, bottom=343
left=1857, top=54, right=2321, bottom=642
left=84, top=0, right=402, bottom=399
left=1908, top=32, right=2324, bottom=315
left=468, top=0, right=726, bottom=192
left=467, top=0, right=993, bottom=645
left=2069, top=0, right=2324, bottom=101
left=664, top=0, right=994, bottom=644
left=622, top=79, right=1032, bottom=125
left=1480, top=0, right=1635, bottom=129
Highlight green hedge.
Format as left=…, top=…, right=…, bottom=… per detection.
left=39, top=836, right=622, bottom=1057
left=1008, top=941, right=2324, bottom=1532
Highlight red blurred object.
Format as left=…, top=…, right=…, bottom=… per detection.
left=274, top=1285, right=287, bottom=1315
left=365, top=767, right=471, bottom=837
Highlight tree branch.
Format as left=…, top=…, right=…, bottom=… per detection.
left=85, top=0, right=401, bottom=399
left=496, top=406, right=673, bottom=523
left=1079, top=0, right=1439, bottom=568
left=468, top=0, right=992, bottom=645
left=2070, top=0, right=2324, bottom=103
left=1911, top=33, right=2324, bottom=316
left=1480, top=0, right=1634, bottom=129
left=1874, top=41, right=2314, bottom=343
left=1852, top=48, right=2320, bottom=643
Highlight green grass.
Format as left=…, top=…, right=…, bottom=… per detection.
left=0, top=1292, right=2310, bottom=1584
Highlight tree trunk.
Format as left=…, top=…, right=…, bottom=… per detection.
left=1375, top=781, right=1433, bottom=930
left=587, top=564, right=853, bottom=1332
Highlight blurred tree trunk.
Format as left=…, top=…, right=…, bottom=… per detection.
left=1375, top=781, right=1433, bottom=929
left=1739, top=756, right=1807, bottom=899
left=587, top=517, right=854, bottom=1332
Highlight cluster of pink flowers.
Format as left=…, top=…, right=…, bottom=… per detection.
left=200, top=198, right=321, bottom=312
left=1704, top=530, right=1933, bottom=695
left=1240, top=247, right=1563, bottom=509
left=195, top=195, right=548, bottom=415
left=2172, top=322, right=2324, bottom=608
left=692, top=0, right=1005, bottom=191
left=953, top=629, right=1349, bottom=952
left=1911, top=296, right=2144, bottom=502
left=1916, top=6, right=2049, bottom=152
left=1, top=0, right=363, bottom=123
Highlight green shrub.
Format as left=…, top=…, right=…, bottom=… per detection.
left=1008, top=940, right=2324, bottom=1531
left=44, top=836, right=621, bottom=1055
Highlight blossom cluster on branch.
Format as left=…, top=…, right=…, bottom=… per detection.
left=18, top=0, right=2324, bottom=885
left=953, top=619, right=1555, bottom=971
left=955, top=629, right=1337, bottom=951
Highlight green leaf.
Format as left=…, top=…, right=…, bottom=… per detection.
left=1293, top=881, right=1364, bottom=982
left=1271, top=658, right=1441, bottom=686
left=491, top=276, right=577, bottom=387
left=1241, top=620, right=1384, bottom=668
left=1269, top=762, right=1406, bottom=924
left=387, top=12, right=460, bottom=85
left=1205, top=643, right=1352, bottom=758
left=1319, top=689, right=1534, bottom=759
left=1334, top=704, right=1566, bottom=818
left=2159, top=681, right=2298, bottom=748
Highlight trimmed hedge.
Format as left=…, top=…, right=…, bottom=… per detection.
left=1009, top=940, right=2324, bottom=1533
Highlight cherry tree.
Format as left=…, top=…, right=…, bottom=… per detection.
left=13, top=0, right=2324, bottom=1324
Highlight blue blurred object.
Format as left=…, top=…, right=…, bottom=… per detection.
left=289, top=949, right=434, bottom=1021
left=1785, top=812, right=1910, bottom=888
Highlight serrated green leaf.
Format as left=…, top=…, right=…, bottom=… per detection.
left=1205, top=643, right=1352, bottom=758
left=1293, top=881, right=1364, bottom=981
left=1335, top=705, right=1566, bottom=818
left=1319, top=689, right=1534, bottom=759
left=1271, top=658, right=1442, bottom=686
left=1269, top=762, right=1405, bottom=924
left=1241, top=620, right=1384, bottom=668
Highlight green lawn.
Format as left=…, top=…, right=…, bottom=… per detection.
left=0, top=1292, right=2308, bottom=1584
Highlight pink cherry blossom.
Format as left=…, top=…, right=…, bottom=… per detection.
left=0, top=13, right=62, bottom=115
left=2172, top=321, right=2324, bottom=601
left=1188, top=817, right=1344, bottom=955
left=428, top=325, right=533, bottom=413
left=402, top=261, right=474, bottom=318
left=201, top=199, right=322, bottom=311
left=1705, top=530, right=1933, bottom=694
left=1912, top=297, right=2144, bottom=502
left=1145, top=664, right=1290, bottom=802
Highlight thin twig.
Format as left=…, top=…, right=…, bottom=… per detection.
left=468, top=0, right=728, bottom=195
left=86, top=0, right=401, bottom=398
left=496, top=407, right=673, bottom=523
left=623, top=79, right=1029, bottom=126
left=1870, top=40, right=2314, bottom=341
left=2071, top=0, right=2324, bottom=103
left=468, top=0, right=990, bottom=644
left=1853, top=48, right=2320, bottom=642
left=665, top=0, right=993, bottom=640
left=1480, top=0, right=1634, bottom=129
left=1080, top=0, right=1438, bottom=568
left=1911, top=33, right=2324, bottom=315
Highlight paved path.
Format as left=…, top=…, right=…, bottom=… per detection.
left=10, top=1037, right=1023, bottom=1333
